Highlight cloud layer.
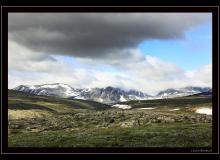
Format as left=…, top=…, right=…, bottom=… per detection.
left=9, top=13, right=211, bottom=59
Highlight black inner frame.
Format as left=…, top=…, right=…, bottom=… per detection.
left=1, top=6, right=219, bottom=154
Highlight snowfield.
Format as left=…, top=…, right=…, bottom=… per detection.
left=196, top=108, right=212, bottom=115
left=111, top=104, right=132, bottom=109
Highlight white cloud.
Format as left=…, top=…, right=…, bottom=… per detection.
left=8, top=42, right=212, bottom=95
left=185, top=64, right=212, bottom=87
left=8, top=40, right=58, bottom=72
left=128, top=55, right=184, bottom=81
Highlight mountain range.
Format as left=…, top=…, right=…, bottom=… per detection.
left=13, top=83, right=212, bottom=103
left=156, top=86, right=211, bottom=99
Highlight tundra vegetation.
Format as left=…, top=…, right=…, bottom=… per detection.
left=8, top=90, right=212, bottom=147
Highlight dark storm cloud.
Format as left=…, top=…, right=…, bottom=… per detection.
left=8, top=13, right=211, bottom=58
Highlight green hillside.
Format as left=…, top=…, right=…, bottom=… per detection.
left=120, top=96, right=212, bottom=108
left=8, top=89, right=110, bottom=112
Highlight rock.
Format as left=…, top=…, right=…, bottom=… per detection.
left=120, top=120, right=139, bottom=128
left=163, top=117, right=175, bottom=123
left=109, top=118, right=115, bottom=123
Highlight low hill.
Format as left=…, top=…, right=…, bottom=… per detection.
left=190, top=91, right=212, bottom=97
left=8, top=89, right=110, bottom=113
left=117, top=95, right=212, bottom=109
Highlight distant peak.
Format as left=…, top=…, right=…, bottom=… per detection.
left=105, top=86, right=114, bottom=89
left=41, top=83, right=69, bottom=86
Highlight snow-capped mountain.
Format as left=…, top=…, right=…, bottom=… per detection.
left=74, top=86, right=152, bottom=103
left=13, top=84, right=152, bottom=103
left=156, top=86, right=211, bottom=98
left=13, top=83, right=81, bottom=98
left=13, top=83, right=212, bottom=103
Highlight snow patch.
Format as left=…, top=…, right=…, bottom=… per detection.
left=112, top=104, right=132, bottom=109
left=196, top=108, right=212, bottom=115
left=98, top=98, right=104, bottom=102
left=39, top=83, right=72, bottom=89
left=20, top=86, right=25, bottom=91
left=139, top=107, right=156, bottom=110
left=74, top=96, right=85, bottom=100
left=37, top=90, right=46, bottom=95
left=66, top=91, right=78, bottom=97
left=120, top=95, right=127, bottom=102
left=29, top=86, right=36, bottom=89
left=59, top=83, right=71, bottom=89
left=64, top=88, right=78, bottom=96
left=39, top=84, right=59, bottom=89
left=170, top=108, right=180, bottom=111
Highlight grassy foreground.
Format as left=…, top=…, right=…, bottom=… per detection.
left=9, top=123, right=211, bottom=147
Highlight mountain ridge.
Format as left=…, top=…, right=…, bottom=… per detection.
left=13, top=83, right=212, bottom=103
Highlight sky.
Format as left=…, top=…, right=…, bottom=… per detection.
left=8, top=13, right=212, bottom=95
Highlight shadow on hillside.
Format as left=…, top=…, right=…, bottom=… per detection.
left=8, top=103, right=57, bottom=113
